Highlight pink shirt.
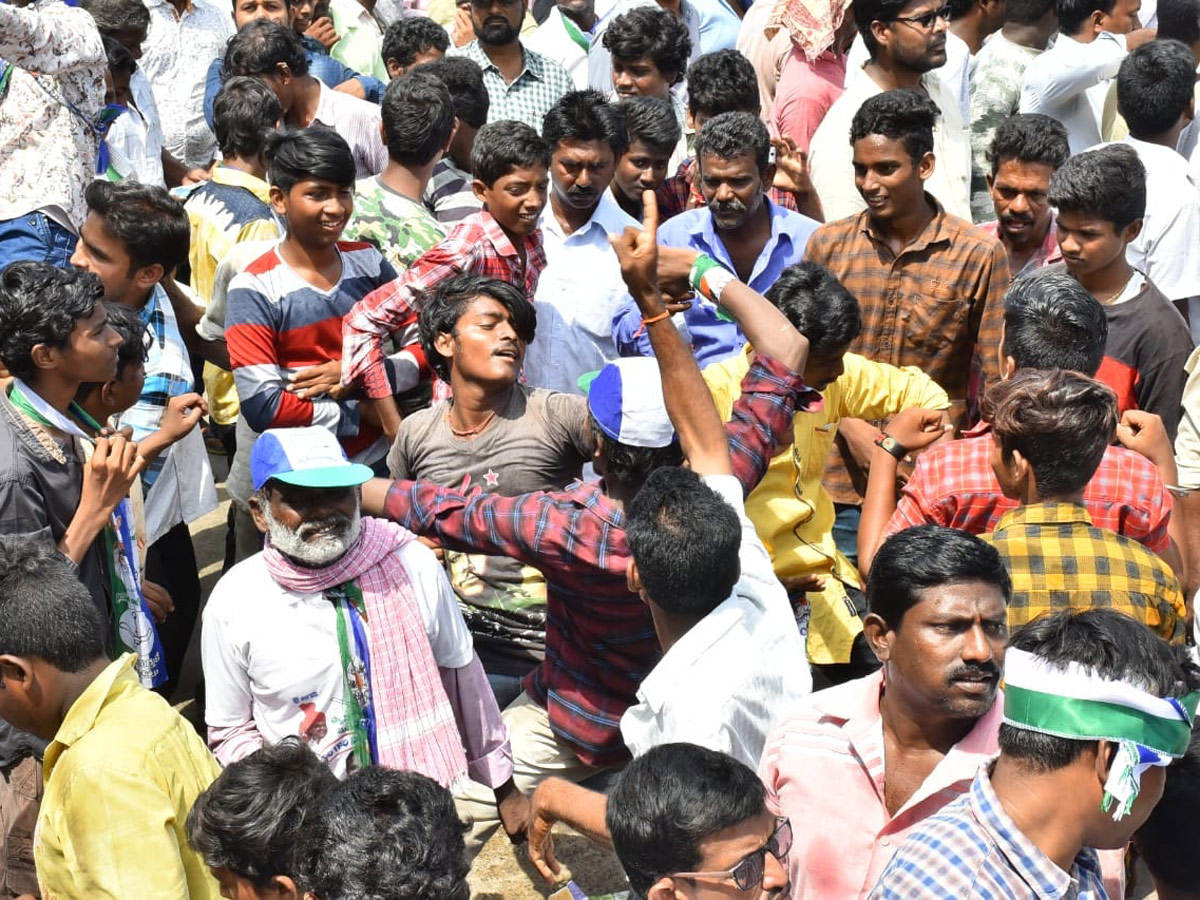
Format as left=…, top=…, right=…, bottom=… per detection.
left=770, top=48, right=847, bottom=153
left=759, top=669, right=1003, bottom=899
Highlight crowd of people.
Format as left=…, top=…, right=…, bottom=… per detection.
left=4, top=0, right=1200, bottom=893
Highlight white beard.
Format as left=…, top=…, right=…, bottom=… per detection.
left=263, top=497, right=362, bottom=568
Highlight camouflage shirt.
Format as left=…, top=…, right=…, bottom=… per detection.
left=968, top=34, right=1044, bottom=222
left=345, top=175, right=447, bottom=270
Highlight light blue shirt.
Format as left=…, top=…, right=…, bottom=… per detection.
left=612, top=198, right=819, bottom=365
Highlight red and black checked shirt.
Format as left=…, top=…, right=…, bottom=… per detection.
left=380, top=356, right=821, bottom=767
left=342, top=210, right=547, bottom=399
left=803, top=199, right=1011, bottom=504
left=885, top=423, right=1173, bottom=554
left=656, top=157, right=801, bottom=221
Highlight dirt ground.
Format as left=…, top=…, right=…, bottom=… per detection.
left=185, top=461, right=628, bottom=900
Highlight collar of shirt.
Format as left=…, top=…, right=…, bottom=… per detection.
left=993, top=501, right=1094, bottom=534
left=861, top=193, right=953, bottom=259
left=979, top=212, right=1062, bottom=274
left=462, top=40, right=547, bottom=83
left=478, top=209, right=545, bottom=263
left=696, top=197, right=798, bottom=281
left=312, top=79, right=340, bottom=127
left=46, top=655, right=138, bottom=765
left=539, top=190, right=633, bottom=244
left=967, top=767, right=1100, bottom=897
left=810, top=668, right=1004, bottom=818
left=211, top=164, right=271, bottom=203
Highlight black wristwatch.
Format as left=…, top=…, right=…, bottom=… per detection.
left=874, top=432, right=908, bottom=462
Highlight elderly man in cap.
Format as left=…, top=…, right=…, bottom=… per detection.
left=361, top=193, right=819, bottom=792
left=200, top=425, right=530, bottom=854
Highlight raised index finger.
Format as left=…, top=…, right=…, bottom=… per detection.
left=640, top=188, right=659, bottom=244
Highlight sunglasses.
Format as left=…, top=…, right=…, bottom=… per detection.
left=890, top=4, right=951, bottom=28
left=672, top=817, right=793, bottom=891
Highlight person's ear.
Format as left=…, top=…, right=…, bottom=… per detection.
left=0, top=656, right=34, bottom=693
left=1000, top=353, right=1017, bottom=381
left=471, top=178, right=490, bottom=205
left=1094, top=739, right=1116, bottom=787
left=1088, top=7, right=1106, bottom=35
left=861, top=612, right=893, bottom=662
left=444, top=119, right=460, bottom=154
left=100, top=379, right=121, bottom=411
left=268, top=875, right=302, bottom=900
left=1010, top=448, right=1034, bottom=495
left=870, top=19, right=891, bottom=53
left=985, top=172, right=995, bottom=193
left=626, top=559, right=642, bottom=597
left=134, top=263, right=164, bottom=292
left=917, top=150, right=936, bottom=182
left=685, top=108, right=696, bottom=131
left=1122, top=218, right=1144, bottom=244
left=763, top=162, right=777, bottom=187
left=646, top=876, right=684, bottom=900
left=385, top=58, right=402, bottom=79
left=248, top=492, right=271, bottom=534
left=276, top=61, right=293, bottom=84
left=432, top=329, right=456, bottom=363
left=29, top=342, right=56, bottom=372
left=379, top=120, right=387, bottom=145
left=1188, top=95, right=1196, bottom=123
left=270, top=184, right=288, bottom=216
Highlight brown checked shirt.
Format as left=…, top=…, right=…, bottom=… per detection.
left=804, top=197, right=1011, bottom=504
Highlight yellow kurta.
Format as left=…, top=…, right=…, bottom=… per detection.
left=704, top=349, right=950, bottom=664
left=36, top=655, right=222, bottom=900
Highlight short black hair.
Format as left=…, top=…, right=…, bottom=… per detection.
left=625, top=467, right=741, bottom=618
left=1158, top=0, right=1200, bottom=44
left=1004, top=0, right=1056, bottom=23
left=187, top=739, right=337, bottom=891
left=686, top=48, right=760, bottom=118
left=1057, top=0, right=1118, bottom=34
left=104, top=301, right=149, bottom=381
left=1049, top=143, right=1146, bottom=233
left=418, top=274, right=537, bottom=382
left=1134, top=718, right=1200, bottom=892
left=1002, top=269, right=1108, bottom=375
left=381, top=69, right=455, bottom=167
left=293, top=767, right=469, bottom=900
left=419, top=56, right=489, bottom=129
left=470, top=119, right=551, bottom=186
left=84, top=179, right=191, bottom=274
left=0, top=262, right=105, bottom=384
left=542, top=89, right=629, bottom=158
left=850, top=89, right=939, bottom=161
left=999, top=609, right=1195, bottom=770
left=1118, top=40, right=1197, bottom=138
left=213, top=75, right=281, bottom=161
left=602, top=6, right=692, bottom=85
left=590, top=419, right=685, bottom=489
left=81, top=0, right=150, bottom=38
left=695, top=110, right=771, bottom=172
left=224, top=19, right=310, bottom=79
left=607, top=743, right=768, bottom=898
left=0, top=534, right=106, bottom=672
left=984, top=368, right=1117, bottom=496
left=381, top=15, right=449, bottom=69
left=985, top=113, right=1069, bottom=175
left=103, top=35, right=136, bottom=78
left=265, top=126, right=356, bottom=192
left=620, top=95, right=682, bottom=155
left=765, top=262, right=862, bottom=354
left=867, top=525, right=1012, bottom=629
left=855, top=0, right=919, bottom=54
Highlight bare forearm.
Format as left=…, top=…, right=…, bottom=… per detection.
left=1177, top=491, right=1200, bottom=596
left=718, top=281, right=808, bottom=372
left=58, top=506, right=112, bottom=566
left=858, top=445, right=901, bottom=577
left=537, top=779, right=612, bottom=849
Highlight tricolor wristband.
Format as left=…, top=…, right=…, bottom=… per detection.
left=689, top=253, right=737, bottom=308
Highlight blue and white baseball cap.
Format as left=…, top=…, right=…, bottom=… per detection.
left=250, top=426, right=375, bottom=491
left=585, top=357, right=676, bottom=449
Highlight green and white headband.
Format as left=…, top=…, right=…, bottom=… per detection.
left=1003, top=647, right=1200, bottom=820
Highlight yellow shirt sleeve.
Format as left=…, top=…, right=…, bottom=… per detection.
left=834, top=353, right=952, bottom=420
left=702, top=349, right=752, bottom=423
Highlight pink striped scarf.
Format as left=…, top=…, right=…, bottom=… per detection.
left=263, top=516, right=469, bottom=789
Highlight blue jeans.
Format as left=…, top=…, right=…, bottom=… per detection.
left=0, top=212, right=78, bottom=272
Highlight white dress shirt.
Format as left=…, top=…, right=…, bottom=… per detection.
left=138, top=0, right=234, bottom=168
left=524, top=192, right=638, bottom=394
left=525, top=6, right=592, bottom=90
left=1019, top=31, right=1127, bottom=155
left=1109, top=137, right=1200, bottom=305
left=844, top=31, right=971, bottom=123
left=620, top=474, right=812, bottom=770
left=809, top=65, right=973, bottom=222
left=311, top=80, right=388, bottom=177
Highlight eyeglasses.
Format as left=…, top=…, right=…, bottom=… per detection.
left=890, top=4, right=951, bottom=28
left=672, top=817, right=793, bottom=892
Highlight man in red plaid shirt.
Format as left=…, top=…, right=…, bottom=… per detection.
left=362, top=191, right=820, bottom=795
left=856, top=269, right=1184, bottom=581
left=342, top=120, right=551, bottom=442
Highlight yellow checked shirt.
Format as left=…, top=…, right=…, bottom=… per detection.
left=36, top=655, right=222, bottom=900
left=983, top=503, right=1188, bottom=644
left=704, top=349, right=950, bottom=665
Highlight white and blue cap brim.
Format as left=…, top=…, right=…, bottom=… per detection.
left=250, top=426, right=375, bottom=492
left=586, top=357, right=677, bottom=449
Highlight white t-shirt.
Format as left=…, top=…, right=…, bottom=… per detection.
left=202, top=532, right=473, bottom=777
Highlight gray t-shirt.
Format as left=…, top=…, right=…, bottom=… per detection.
left=388, top=385, right=592, bottom=676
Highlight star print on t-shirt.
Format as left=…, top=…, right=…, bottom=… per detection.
left=483, top=469, right=499, bottom=487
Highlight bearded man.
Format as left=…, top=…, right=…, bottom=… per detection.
left=200, top=425, right=531, bottom=854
